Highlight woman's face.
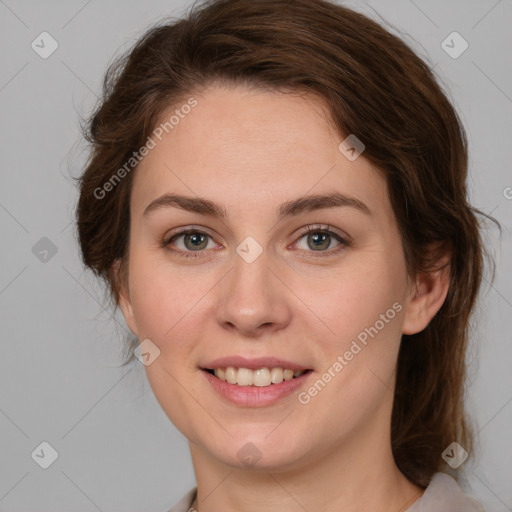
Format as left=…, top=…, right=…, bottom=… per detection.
left=118, top=84, right=423, bottom=471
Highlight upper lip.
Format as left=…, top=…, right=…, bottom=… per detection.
left=201, top=356, right=311, bottom=371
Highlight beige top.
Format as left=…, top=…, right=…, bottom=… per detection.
left=167, top=473, right=485, bottom=512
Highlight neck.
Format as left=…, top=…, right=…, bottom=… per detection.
left=188, top=414, right=424, bottom=512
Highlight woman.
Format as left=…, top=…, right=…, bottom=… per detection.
left=75, top=0, right=497, bottom=510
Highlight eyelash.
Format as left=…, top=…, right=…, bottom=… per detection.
left=161, top=225, right=349, bottom=260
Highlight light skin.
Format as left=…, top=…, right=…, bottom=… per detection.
left=116, top=84, right=450, bottom=512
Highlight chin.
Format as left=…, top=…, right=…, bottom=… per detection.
left=203, top=432, right=309, bottom=472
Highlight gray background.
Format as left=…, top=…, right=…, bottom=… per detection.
left=0, top=0, right=511, bottom=510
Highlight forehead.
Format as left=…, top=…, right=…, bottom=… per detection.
left=131, top=85, right=390, bottom=220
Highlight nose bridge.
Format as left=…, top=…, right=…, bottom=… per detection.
left=215, top=238, right=291, bottom=335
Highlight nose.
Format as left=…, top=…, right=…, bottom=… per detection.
left=215, top=247, right=292, bottom=338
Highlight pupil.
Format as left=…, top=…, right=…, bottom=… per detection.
left=309, top=232, right=328, bottom=250
left=187, top=233, right=205, bottom=249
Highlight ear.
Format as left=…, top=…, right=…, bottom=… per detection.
left=112, top=258, right=139, bottom=337
left=402, top=245, right=451, bottom=335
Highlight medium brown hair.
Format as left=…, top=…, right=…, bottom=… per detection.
left=75, top=0, right=499, bottom=487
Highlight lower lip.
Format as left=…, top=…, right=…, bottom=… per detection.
left=201, top=370, right=312, bottom=407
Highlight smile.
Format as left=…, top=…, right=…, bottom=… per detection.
left=201, top=365, right=313, bottom=407
left=204, top=366, right=308, bottom=387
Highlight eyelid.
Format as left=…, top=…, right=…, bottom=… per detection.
left=163, top=224, right=218, bottom=242
left=293, top=224, right=349, bottom=243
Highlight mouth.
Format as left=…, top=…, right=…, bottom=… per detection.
left=201, top=366, right=313, bottom=387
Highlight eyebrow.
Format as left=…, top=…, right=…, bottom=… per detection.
left=142, top=191, right=372, bottom=219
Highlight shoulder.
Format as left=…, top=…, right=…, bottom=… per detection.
left=166, top=487, right=197, bottom=512
left=407, top=473, right=485, bottom=512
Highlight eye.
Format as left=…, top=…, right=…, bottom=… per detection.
left=162, top=228, right=218, bottom=259
left=162, top=224, right=349, bottom=260
left=292, top=225, right=348, bottom=256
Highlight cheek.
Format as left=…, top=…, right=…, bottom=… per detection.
left=299, top=258, right=407, bottom=410
left=128, top=255, right=215, bottom=351
left=129, top=275, right=175, bottom=339
left=303, top=255, right=406, bottom=344
left=126, top=259, right=209, bottom=432
left=301, top=263, right=405, bottom=408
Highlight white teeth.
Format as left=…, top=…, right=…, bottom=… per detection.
left=253, top=368, right=271, bottom=387
left=270, top=367, right=284, bottom=384
left=225, top=366, right=237, bottom=384
left=211, top=366, right=306, bottom=387
left=214, top=368, right=225, bottom=381
left=237, top=368, right=253, bottom=386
